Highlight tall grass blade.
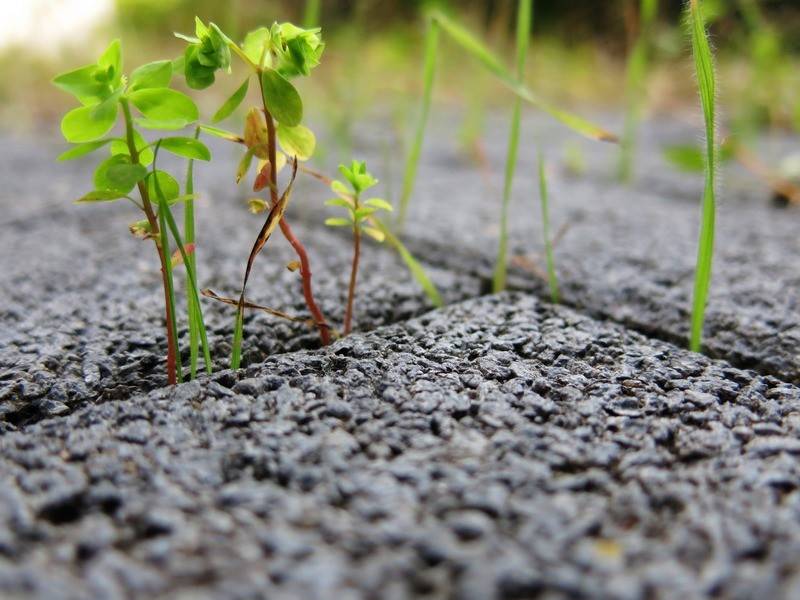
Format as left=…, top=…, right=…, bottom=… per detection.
left=538, top=147, right=559, bottom=304
left=493, top=0, right=532, bottom=293
left=397, top=19, right=440, bottom=230
left=620, top=0, right=659, bottom=182
left=374, top=219, right=444, bottom=307
left=688, top=0, right=717, bottom=353
left=430, top=10, right=617, bottom=143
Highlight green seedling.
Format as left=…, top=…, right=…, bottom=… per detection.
left=54, top=40, right=212, bottom=385
left=493, top=0, right=532, bottom=293
left=176, top=19, right=332, bottom=364
left=537, top=147, right=559, bottom=304
left=687, top=0, right=717, bottom=353
left=325, top=161, right=393, bottom=335
left=619, top=0, right=659, bottom=182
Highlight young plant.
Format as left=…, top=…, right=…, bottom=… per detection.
left=325, top=161, right=393, bottom=335
left=176, top=19, right=332, bottom=362
left=537, top=147, right=560, bottom=304
left=493, top=0, right=532, bottom=293
left=53, top=40, right=212, bottom=385
left=687, top=0, right=717, bottom=353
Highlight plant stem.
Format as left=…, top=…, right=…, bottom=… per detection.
left=344, top=206, right=361, bottom=336
left=258, top=89, right=331, bottom=345
left=121, top=98, right=179, bottom=385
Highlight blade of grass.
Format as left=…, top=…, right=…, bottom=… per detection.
left=430, top=10, right=617, bottom=143
left=538, top=146, right=559, bottom=304
left=493, top=0, right=532, bottom=293
left=688, top=0, right=717, bottom=353
left=152, top=144, right=183, bottom=383
left=620, top=0, right=659, bottom=182
left=397, top=18, right=440, bottom=230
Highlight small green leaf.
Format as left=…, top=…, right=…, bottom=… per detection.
left=167, top=193, right=200, bottom=205
left=243, top=27, right=271, bottom=66
left=146, top=170, right=180, bottom=202
left=128, top=88, right=199, bottom=125
left=183, top=45, right=217, bottom=89
left=325, top=198, right=352, bottom=208
left=325, top=217, right=353, bottom=227
left=362, top=226, right=386, bottom=243
left=212, top=77, right=250, bottom=123
left=52, top=65, right=108, bottom=100
left=354, top=207, right=376, bottom=221
left=111, top=129, right=154, bottom=166
left=74, top=190, right=131, bottom=203
left=134, top=118, right=191, bottom=131
left=261, top=68, right=303, bottom=127
left=158, top=137, right=211, bottom=161
left=364, top=198, right=393, bottom=211
left=57, top=138, right=114, bottom=162
left=276, top=124, right=316, bottom=160
left=199, top=124, right=242, bottom=142
left=97, top=40, right=123, bottom=86
left=60, top=93, right=120, bottom=143
left=331, top=180, right=349, bottom=195
left=94, top=154, right=147, bottom=193
left=236, top=148, right=256, bottom=184
left=128, top=60, right=172, bottom=91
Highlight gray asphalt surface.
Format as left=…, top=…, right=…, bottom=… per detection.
left=1, top=112, right=799, bottom=599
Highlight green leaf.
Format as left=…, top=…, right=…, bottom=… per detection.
left=146, top=170, right=180, bottom=202
left=364, top=198, right=393, bottom=211
left=236, top=148, right=256, bottom=184
left=128, top=60, right=172, bottom=91
left=74, top=190, right=131, bottom=203
left=276, top=124, right=315, bottom=160
left=261, top=68, right=303, bottom=127
left=97, top=40, right=123, bottom=85
left=664, top=145, right=705, bottom=172
left=111, top=129, right=154, bottom=166
left=362, top=226, right=386, bottom=243
left=52, top=65, right=108, bottom=100
left=134, top=118, right=189, bottom=131
left=331, top=180, right=350, bottom=195
left=183, top=45, right=217, bottom=89
left=325, top=217, right=352, bottom=227
left=60, top=92, right=120, bottom=143
left=128, top=88, right=199, bottom=126
left=212, top=77, right=250, bottom=123
left=57, top=138, right=114, bottom=162
left=158, top=137, right=211, bottom=161
left=325, top=198, right=352, bottom=208
left=94, top=154, right=147, bottom=193
left=354, top=207, right=376, bottom=221
left=243, top=27, right=271, bottom=66
left=199, top=124, right=242, bottom=142
left=167, top=193, right=200, bottom=205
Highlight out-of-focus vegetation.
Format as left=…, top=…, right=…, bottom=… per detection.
left=1, top=0, right=798, bottom=134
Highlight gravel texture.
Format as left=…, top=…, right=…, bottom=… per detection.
left=1, top=114, right=799, bottom=599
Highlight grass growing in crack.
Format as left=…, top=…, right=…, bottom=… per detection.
left=619, top=0, right=659, bottom=183
left=325, top=161, right=393, bottom=335
left=54, top=41, right=212, bottom=385
left=493, top=0, right=532, bottom=293
left=688, top=0, right=717, bottom=354
left=538, top=147, right=560, bottom=305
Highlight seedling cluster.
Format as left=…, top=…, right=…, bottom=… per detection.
left=54, top=1, right=724, bottom=384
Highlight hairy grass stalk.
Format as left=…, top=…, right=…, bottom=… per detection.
left=688, top=0, right=717, bottom=353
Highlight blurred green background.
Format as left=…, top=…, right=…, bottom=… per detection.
left=1, top=0, right=798, bottom=134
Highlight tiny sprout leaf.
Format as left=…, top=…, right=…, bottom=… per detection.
left=199, top=124, right=242, bottom=142
left=243, top=27, right=271, bottom=66
left=248, top=198, right=269, bottom=214
left=129, top=219, right=152, bottom=238
left=128, top=60, right=172, bottom=91
left=253, top=161, right=272, bottom=192
left=57, top=138, right=114, bottom=162
left=212, top=77, right=250, bottom=123
left=97, top=40, right=123, bottom=86
left=128, top=88, right=199, bottom=125
left=364, top=198, right=393, bottom=211
left=286, top=261, right=301, bottom=272
left=331, top=180, right=349, bottom=195
left=362, top=226, right=386, bottom=243
left=325, top=217, right=352, bottom=227
left=237, top=147, right=256, bottom=183
left=158, top=137, right=211, bottom=161
left=261, top=67, right=303, bottom=127
left=325, top=198, right=352, bottom=209
left=74, top=190, right=130, bottom=203
left=276, top=124, right=316, bottom=160
left=354, top=207, right=376, bottom=221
